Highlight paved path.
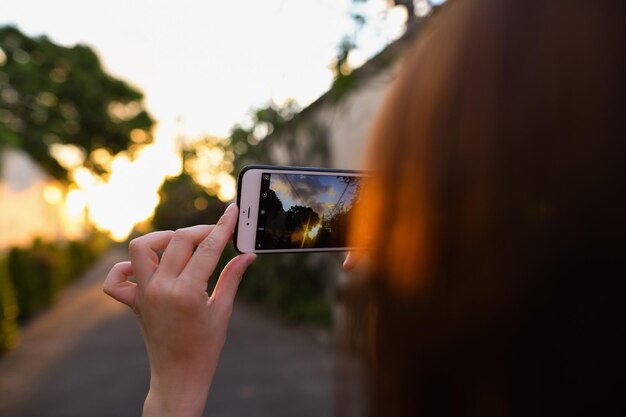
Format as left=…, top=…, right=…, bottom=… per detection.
left=0, top=248, right=342, bottom=417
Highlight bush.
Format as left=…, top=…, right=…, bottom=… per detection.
left=5, top=235, right=108, bottom=323
left=236, top=250, right=336, bottom=326
left=0, top=255, right=20, bottom=352
left=7, top=246, right=51, bottom=320
left=1, top=235, right=109, bottom=354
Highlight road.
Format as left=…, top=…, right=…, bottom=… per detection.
left=0, top=248, right=356, bottom=417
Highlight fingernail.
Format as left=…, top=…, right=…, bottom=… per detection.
left=225, top=203, right=236, bottom=214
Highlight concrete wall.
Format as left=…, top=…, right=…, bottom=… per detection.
left=264, top=62, right=399, bottom=170
left=324, top=66, right=398, bottom=170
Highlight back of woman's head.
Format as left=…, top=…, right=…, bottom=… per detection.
left=350, top=0, right=625, bottom=415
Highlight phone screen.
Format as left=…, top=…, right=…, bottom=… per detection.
left=254, top=172, right=362, bottom=250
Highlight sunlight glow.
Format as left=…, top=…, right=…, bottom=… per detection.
left=60, top=187, right=88, bottom=239
left=49, top=143, right=85, bottom=171
left=184, top=136, right=237, bottom=202
left=50, top=130, right=183, bottom=242
left=216, top=172, right=236, bottom=202
left=65, top=188, right=87, bottom=216
left=91, top=148, right=112, bottom=167
left=3, top=0, right=413, bottom=247
left=307, top=222, right=321, bottom=240
left=42, top=184, right=63, bottom=205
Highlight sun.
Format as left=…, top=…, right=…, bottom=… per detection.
left=307, top=223, right=321, bottom=240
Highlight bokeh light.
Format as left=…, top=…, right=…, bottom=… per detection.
left=183, top=135, right=237, bottom=202
left=49, top=132, right=183, bottom=242
left=42, top=184, right=63, bottom=205
left=415, top=0, right=433, bottom=17
left=48, top=129, right=237, bottom=242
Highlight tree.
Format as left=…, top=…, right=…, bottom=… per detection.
left=338, top=1, right=449, bottom=73
left=152, top=172, right=226, bottom=231
left=349, top=0, right=417, bottom=36
left=286, top=205, right=320, bottom=233
left=0, top=26, right=154, bottom=180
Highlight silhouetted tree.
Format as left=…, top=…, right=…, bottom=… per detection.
left=286, top=205, right=320, bottom=234
left=152, top=173, right=226, bottom=231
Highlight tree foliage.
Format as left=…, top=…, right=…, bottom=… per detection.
left=0, top=26, right=154, bottom=180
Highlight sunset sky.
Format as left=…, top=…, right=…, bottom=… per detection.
left=270, top=174, right=359, bottom=217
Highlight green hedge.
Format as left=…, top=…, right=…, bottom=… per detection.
left=0, top=255, right=20, bottom=352
left=203, top=243, right=336, bottom=327
left=0, top=235, right=109, bottom=353
left=232, top=247, right=336, bottom=327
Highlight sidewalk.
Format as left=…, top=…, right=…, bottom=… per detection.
left=0, top=248, right=336, bottom=417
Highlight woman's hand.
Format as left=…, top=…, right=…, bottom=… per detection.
left=103, top=203, right=255, bottom=417
left=342, top=251, right=364, bottom=271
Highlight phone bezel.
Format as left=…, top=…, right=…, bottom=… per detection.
left=234, top=165, right=363, bottom=254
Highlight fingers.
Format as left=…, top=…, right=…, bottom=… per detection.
left=183, top=204, right=238, bottom=284
left=211, top=254, right=256, bottom=309
left=103, top=261, right=137, bottom=308
left=343, top=251, right=363, bottom=271
left=128, top=230, right=175, bottom=283
left=158, top=225, right=215, bottom=278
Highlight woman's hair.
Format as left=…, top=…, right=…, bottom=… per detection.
left=350, top=0, right=625, bottom=415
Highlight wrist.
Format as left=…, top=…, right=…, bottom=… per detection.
left=143, top=367, right=214, bottom=417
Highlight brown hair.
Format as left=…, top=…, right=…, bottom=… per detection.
left=350, top=0, right=625, bottom=415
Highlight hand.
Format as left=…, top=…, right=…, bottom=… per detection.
left=103, top=204, right=255, bottom=417
left=342, top=251, right=364, bottom=271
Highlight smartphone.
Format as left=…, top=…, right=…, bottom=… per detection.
left=234, top=165, right=364, bottom=253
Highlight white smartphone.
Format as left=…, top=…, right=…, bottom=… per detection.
left=234, top=165, right=365, bottom=253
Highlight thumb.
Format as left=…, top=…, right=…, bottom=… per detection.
left=211, top=254, right=256, bottom=308
left=103, top=261, right=137, bottom=309
left=343, top=251, right=364, bottom=271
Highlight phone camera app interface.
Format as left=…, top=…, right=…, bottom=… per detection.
left=255, top=172, right=361, bottom=250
